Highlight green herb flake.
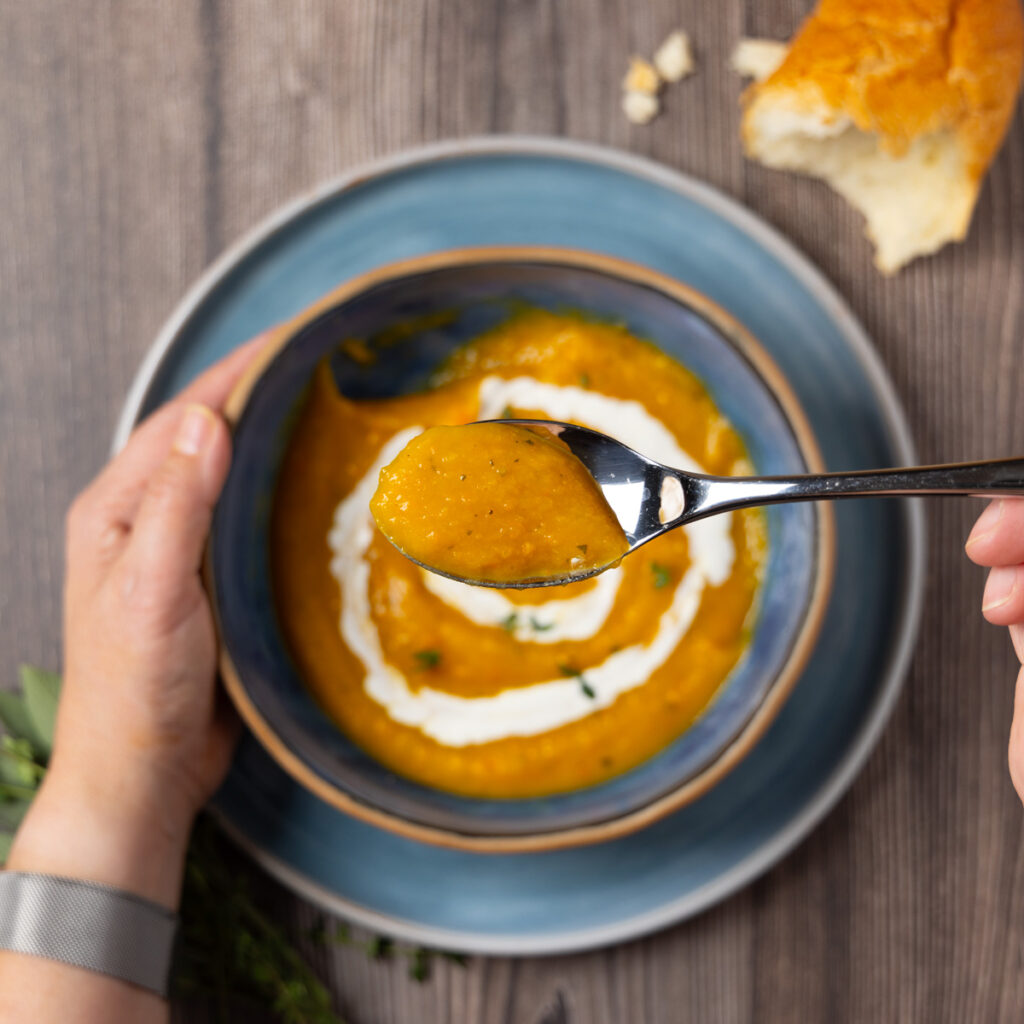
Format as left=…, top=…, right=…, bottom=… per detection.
left=499, top=613, right=519, bottom=633
left=559, top=663, right=596, bottom=699
left=530, top=617, right=554, bottom=632
left=579, top=373, right=591, bottom=388
left=413, top=649, right=442, bottom=670
left=650, top=562, right=672, bottom=589
left=500, top=405, right=514, bottom=419
left=577, top=544, right=588, bottom=555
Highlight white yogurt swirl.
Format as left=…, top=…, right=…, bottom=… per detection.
left=328, top=376, right=735, bottom=747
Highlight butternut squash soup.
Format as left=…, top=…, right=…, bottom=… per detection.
left=370, top=422, right=630, bottom=585
left=271, top=309, right=766, bottom=798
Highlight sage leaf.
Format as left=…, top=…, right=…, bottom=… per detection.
left=0, top=690, right=38, bottom=750
left=0, top=736, right=42, bottom=786
left=0, top=781, right=36, bottom=800
left=19, top=666, right=61, bottom=758
left=0, top=798, right=31, bottom=832
left=0, top=832, right=12, bottom=867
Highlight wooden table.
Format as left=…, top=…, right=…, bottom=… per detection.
left=3, top=2, right=1023, bottom=1021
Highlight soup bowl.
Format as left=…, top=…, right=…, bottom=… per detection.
left=209, top=246, right=834, bottom=852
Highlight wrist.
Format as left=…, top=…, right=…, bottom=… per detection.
left=6, top=763, right=193, bottom=911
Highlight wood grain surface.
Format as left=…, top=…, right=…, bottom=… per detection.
left=2, top=1, right=1023, bottom=1021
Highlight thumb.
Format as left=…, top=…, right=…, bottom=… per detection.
left=126, top=404, right=231, bottom=623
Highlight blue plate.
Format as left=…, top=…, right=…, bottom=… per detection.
left=115, top=137, right=923, bottom=954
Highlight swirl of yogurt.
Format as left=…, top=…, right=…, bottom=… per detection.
left=328, top=376, right=734, bottom=747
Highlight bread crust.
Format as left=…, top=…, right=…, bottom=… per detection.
left=743, top=0, right=1024, bottom=181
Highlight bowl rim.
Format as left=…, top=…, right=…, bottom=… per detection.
left=208, top=244, right=836, bottom=853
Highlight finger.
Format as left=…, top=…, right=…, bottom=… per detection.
left=965, top=498, right=1024, bottom=567
left=1009, top=664, right=1024, bottom=804
left=122, top=404, right=231, bottom=633
left=981, top=565, right=1024, bottom=626
left=177, top=331, right=275, bottom=412
left=69, top=332, right=272, bottom=567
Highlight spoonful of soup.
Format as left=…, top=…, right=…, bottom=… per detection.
left=371, top=420, right=1024, bottom=589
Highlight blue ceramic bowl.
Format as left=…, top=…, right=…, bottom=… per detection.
left=210, top=247, right=833, bottom=852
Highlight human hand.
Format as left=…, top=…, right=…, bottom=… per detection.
left=966, top=498, right=1024, bottom=803
left=7, top=336, right=266, bottom=907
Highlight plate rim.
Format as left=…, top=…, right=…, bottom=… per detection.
left=113, top=134, right=925, bottom=955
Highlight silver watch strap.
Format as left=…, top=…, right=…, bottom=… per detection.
left=0, top=871, right=178, bottom=997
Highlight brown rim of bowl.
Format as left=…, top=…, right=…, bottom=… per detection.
left=206, top=244, right=836, bottom=854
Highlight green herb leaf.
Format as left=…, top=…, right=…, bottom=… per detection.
left=579, top=373, right=591, bottom=388
left=500, top=405, right=515, bottom=419
left=409, top=948, right=432, bottom=982
left=499, top=613, right=518, bottom=633
left=579, top=679, right=597, bottom=699
left=0, top=798, right=31, bottom=832
left=0, top=780, right=37, bottom=800
left=0, top=832, right=12, bottom=867
left=650, top=562, right=672, bottom=589
left=530, top=617, right=554, bottom=632
left=413, top=650, right=441, bottom=670
left=19, top=666, right=61, bottom=758
left=0, top=690, right=38, bottom=750
left=558, top=663, right=581, bottom=678
left=0, top=736, right=45, bottom=785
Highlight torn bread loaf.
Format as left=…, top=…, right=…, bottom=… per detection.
left=740, top=0, right=1024, bottom=272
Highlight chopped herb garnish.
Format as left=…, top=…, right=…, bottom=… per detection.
left=530, top=617, right=554, bottom=632
left=651, top=562, right=672, bottom=589
left=500, top=405, right=514, bottom=419
left=499, top=612, right=519, bottom=633
left=413, top=649, right=442, bottom=670
left=579, top=372, right=591, bottom=388
left=577, top=544, right=588, bottom=555
left=559, top=662, right=596, bottom=698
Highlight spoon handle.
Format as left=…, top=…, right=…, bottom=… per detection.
left=685, top=457, right=1024, bottom=521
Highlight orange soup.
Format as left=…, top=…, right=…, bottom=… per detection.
left=271, top=309, right=766, bottom=798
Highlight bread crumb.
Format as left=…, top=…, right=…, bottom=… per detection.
left=653, top=30, right=694, bottom=82
left=622, top=90, right=660, bottom=124
left=730, top=38, right=787, bottom=81
left=622, top=57, right=660, bottom=96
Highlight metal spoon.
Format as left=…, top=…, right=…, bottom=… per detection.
left=425, top=419, right=1024, bottom=589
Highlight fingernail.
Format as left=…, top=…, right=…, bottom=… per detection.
left=967, top=499, right=1005, bottom=549
left=174, top=404, right=216, bottom=456
left=983, top=565, right=1019, bottom=612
